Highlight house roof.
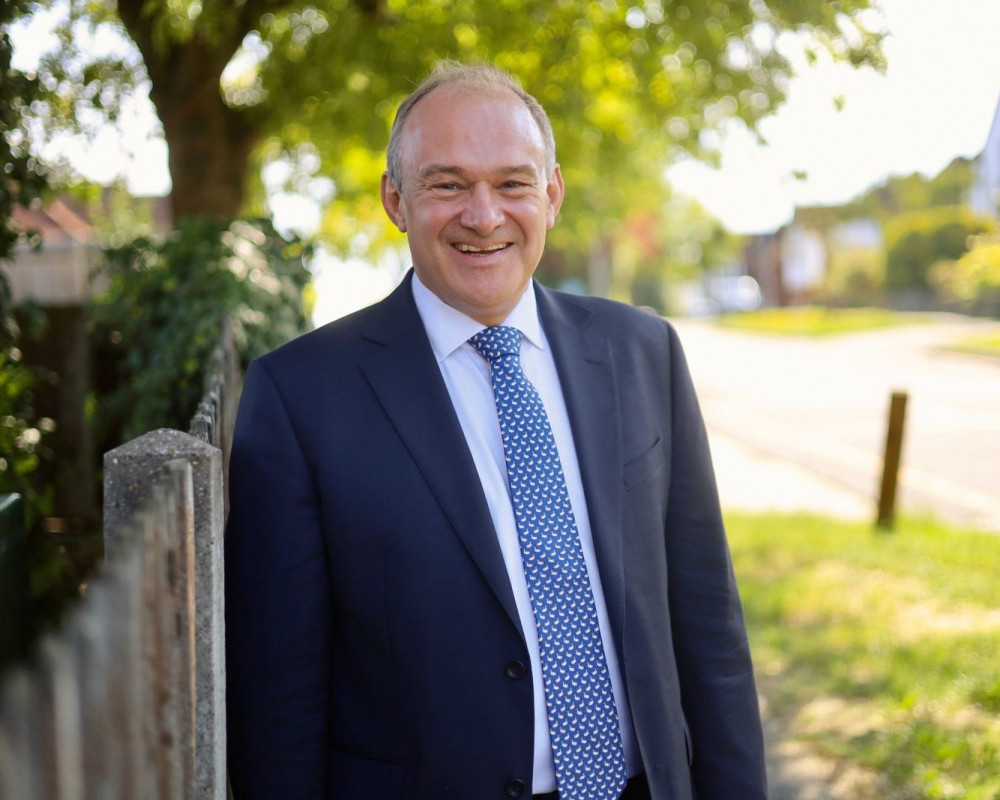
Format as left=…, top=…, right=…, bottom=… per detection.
left=11, top=191, right=173, bottom=246
left=11, top=196, right=95, bottom=247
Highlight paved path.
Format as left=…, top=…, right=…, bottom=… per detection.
left=708, top=431, right=871, bottom=520
left=674, top=315, right=1000, bottom=532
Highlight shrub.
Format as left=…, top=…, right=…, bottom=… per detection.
left=821, top=245, right=885, bottom=306
left=89, top=217, right=312, bottom=442
left=0, top=349, right=54, bottom=525
left=884, top=207, right=995, bottom=292
left=929, top=233, right=1000, bottom=316
left=0, top=272, right=54, bottom=528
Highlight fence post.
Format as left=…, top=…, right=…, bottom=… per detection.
left=0, top=671, right=48, bottom=799
left=0, top=494, right=28, bottom=675
left=65, top=573, right=128, bottom=797
left=190, top=315, right=240, bottom=517
left=876, top=391, right=909, bottom=531
left=38, top=635, right=85, bottom=800
left=103, top=430, right=226, bottom=800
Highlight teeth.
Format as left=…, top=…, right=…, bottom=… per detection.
left=455, top=243, right=507, bottom=253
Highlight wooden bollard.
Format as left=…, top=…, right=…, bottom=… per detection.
left=876, top=391, right=908, bottom=530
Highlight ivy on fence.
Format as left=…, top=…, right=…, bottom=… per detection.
left=89, top=216, right=312, bottom=443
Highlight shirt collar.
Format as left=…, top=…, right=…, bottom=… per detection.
left=411, top=270, right=545, bottom=363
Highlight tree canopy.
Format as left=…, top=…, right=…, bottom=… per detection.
left=3, top=0, right=50, bottom=348
left=842, top=157, right=976, bottom=220
left=9, top=0, right=884, bottom=278
left=2, top=0, right=47, bottom=266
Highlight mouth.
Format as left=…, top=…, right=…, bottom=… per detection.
left=453, top=242, right=511, bottom=256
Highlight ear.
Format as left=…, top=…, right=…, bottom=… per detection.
left=380, top=172, right=407, bottom=232
left=545, top=165, right=565, bottom=229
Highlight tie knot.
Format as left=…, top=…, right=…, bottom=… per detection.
left=469, top=326, right=522, bottom=362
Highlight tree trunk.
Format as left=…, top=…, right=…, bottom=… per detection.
left=154, top=73, right=258, bottom=221
left=116, top=0, right=262, bottom=222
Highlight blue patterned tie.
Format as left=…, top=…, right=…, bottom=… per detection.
left=469, top=326, right=627, bottom=800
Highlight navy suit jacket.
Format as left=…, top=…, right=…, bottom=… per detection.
left=225, top=273, right=767, bottom=800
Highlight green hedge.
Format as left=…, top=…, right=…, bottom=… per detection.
left=89, top=217, right=313, bottom=442
left=884, top=207, right=995, bottom=292
left=930, top=233, right=1000, bottom=316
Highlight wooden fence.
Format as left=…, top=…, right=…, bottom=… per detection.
left=0, top=321, right=240, bottom=800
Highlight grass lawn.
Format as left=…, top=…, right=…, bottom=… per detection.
left=947, top=331, right=1000, bottom=360
left=726, top=511, right=1000, bottom=799
left=716, top=306, right=924, bottom=337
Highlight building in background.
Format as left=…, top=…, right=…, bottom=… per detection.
left=971, top=94, right=1000, bottom=218
left=744, top=220, right=827, bottom=307
left=3, top=193, right=170, bottom=526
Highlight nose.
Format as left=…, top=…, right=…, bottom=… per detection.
left=460, top=183, right=504, bottom=234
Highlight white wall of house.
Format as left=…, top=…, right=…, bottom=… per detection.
left=971, top=95, right=1000, bottom=217
left=780, top=225, right=826, bottom=295
left=831, top=219, right=882, bottom=250
left=4, top=241, right=104, bottom=306
left=5, top=197, right=106, bottom=306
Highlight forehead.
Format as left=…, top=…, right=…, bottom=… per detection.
left=399, top=86, right=547, bottom=174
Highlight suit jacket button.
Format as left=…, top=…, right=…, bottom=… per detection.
left=504, top=778, right=526, bottom=797
left=504, top=660, right=526, bottom=679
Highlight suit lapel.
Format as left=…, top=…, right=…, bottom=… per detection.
left=536, top=285, right=626, bottom=652
left=357, top=274, right=523, bottom=635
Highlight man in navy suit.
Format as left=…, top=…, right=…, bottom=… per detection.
left=225, top=62, right=767, bottom=800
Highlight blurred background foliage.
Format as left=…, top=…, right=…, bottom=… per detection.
left=9, top=0, right=885, bottom=299
left=1, top=0, right=47, bottom=266
left=931, top=232, right=1000, bottom=317
left=883, top=207, right=995, bottom=293
left=789, top=158, right=998, bottom=311
left=836, top=158, right=978, bottom=222
left=2, top=0, right=53, bottom=527
left=0, top=329, right=54, bottom=531
left=89, top=217, right=313, bottom=443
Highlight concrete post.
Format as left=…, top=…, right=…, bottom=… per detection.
left=103, top=429, right=226, bottom=800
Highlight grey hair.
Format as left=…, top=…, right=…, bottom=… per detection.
left=385, top=61, right=557, bottom=192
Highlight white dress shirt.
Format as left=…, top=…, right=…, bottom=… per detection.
left=411, top=272, right=639, bottom=793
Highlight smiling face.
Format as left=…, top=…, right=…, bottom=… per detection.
left=381, top=86, right=564, bottom=326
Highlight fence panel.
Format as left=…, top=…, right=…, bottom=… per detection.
left=0, top=319, right=236, bottom=800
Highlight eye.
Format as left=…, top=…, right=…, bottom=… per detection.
left=433, top=182, right=462, bottom=192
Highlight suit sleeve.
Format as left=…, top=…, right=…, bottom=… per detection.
left=662, top=323, right=768, bottom=799
left=225, top=358, right=333, bottom=800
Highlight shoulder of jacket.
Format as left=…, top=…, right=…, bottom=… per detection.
left=547, top=288, right=675, bottom=341
left=252, top=299, right=387, bottom=375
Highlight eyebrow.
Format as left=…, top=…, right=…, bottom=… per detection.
left=418, top=164, right=541, bottom=182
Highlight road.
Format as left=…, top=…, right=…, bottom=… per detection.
left=672, top=315, right=1000, bottom=532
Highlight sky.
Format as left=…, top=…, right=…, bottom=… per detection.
left=11, top=0, right=1000, bottom=318
left=668, top=0, right=1000, bottom=233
